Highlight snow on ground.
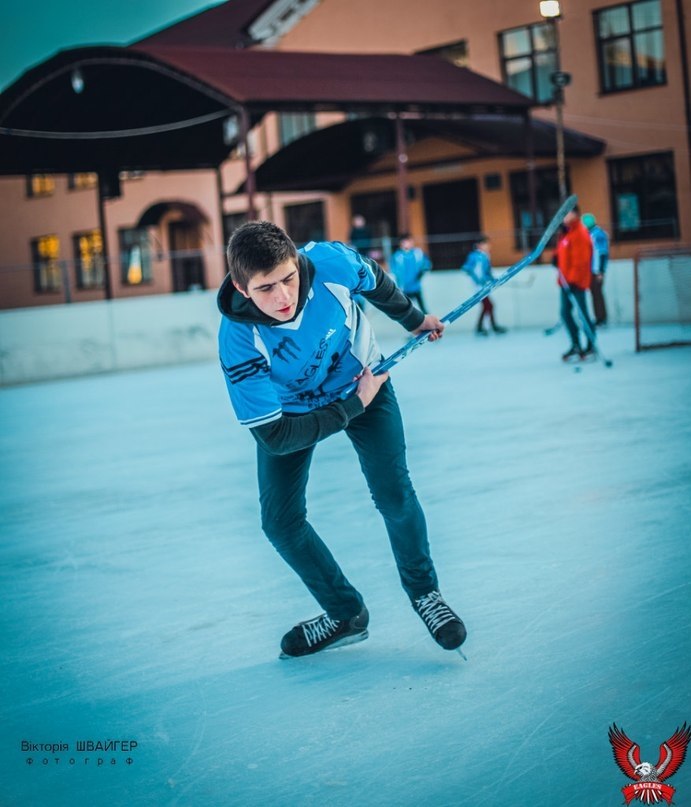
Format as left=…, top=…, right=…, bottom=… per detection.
left=1, top=325, right=690, bottom=807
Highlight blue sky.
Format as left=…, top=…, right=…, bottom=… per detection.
left=0, top=0, right=226, bottom=90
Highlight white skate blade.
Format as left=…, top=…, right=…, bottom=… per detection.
left=279, top=629, right=369, bottom=659
left=456, top=647, right=468, bottom=661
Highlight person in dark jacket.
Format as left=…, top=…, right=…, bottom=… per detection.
left=218, top=221, right=466, bottom=658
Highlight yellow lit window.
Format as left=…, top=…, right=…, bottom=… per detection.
left=73, top=229, right=105, bottom=289
left=68, top=172, right=98, bottom=190
left=27, top=174, right=56, bottom=198
left=31, top=235, right=62, bottom=293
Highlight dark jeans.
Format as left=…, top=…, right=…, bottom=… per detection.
left=560, top=285, right=595, bottom=350
left=590, top=274, right=607, bottom=324
left=257, top=381, right=438, bottom=621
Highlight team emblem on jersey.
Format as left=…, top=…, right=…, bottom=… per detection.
left=272, top=336, right=300, bottom=362
left=608, top=723, right=691, bottom=804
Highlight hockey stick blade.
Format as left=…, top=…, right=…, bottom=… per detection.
left=351, top=194, right=578, bottom=386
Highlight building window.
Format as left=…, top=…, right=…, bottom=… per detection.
left=594, top=0, right=666, bottom=93
left=607, top=151, right=678, bottom=240
left=499, top=22, right=557, bottom=103
left=67, top=172, right=98, bottom=191
left=279, top=113, right=317, bottom=147
left=26, top=174, right=56, bottom=198
left=73, top=229, right=105, bottom=289
left=509, top=167, right=568, bottom=248
left=284, top=201, right=326, bottom=246
left=416, top=39, right=468, bottom=68
left=119, top=228, right=152, bottom=285
left=222, top=212, right=249, bottom=246
left=31, top=235, right=62, bottom=293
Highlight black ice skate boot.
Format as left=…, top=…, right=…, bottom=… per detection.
left=279, top=606, right=369, bottom=658
left=562, top=345, right=582, bottom=362
left=413, top=591, right=467, bottom=652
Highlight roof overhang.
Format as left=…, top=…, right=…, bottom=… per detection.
left=0, top=45, right=533, bottom=177
left=246, top=115, right=606, bottom=193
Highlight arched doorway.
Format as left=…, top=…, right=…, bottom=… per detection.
left=137, top=201, right=210, bottom=292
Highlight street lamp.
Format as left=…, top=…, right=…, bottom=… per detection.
left=540, top=0, right=568, bottom=202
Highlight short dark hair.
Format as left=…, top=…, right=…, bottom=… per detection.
left=474, top=234, right=489, bottom=248
left=226, top=221, right=298, bottom=290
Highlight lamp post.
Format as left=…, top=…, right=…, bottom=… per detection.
left=540, top=1, right=568, bottom=202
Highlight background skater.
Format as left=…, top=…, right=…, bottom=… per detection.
left=555, top=207, right=595, bottom=361
left=461, top=236, right=507, bottom=335
left=390, top=233, right=432, bottom=313
left=218, top=222, right=466, bottom=658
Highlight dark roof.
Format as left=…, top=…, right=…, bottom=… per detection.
left=134, top=0, right=273, bottom=49
left=246, top=116, right=606, bottom=193
left=133, top=45, right=534, bottom=113
left=0, top=44, right=534, bottom=175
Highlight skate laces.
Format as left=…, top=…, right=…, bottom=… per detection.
left=415, top=591, right=457, bottom=634
left=301, top=614, right=341, bottom=648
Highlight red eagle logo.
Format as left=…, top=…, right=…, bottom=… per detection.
left=608, top=723, right=691, bottom=805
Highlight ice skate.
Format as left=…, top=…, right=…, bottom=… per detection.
left=279, top=606, right=369, bottom=658
left=413, top=591, right=467, bottom=653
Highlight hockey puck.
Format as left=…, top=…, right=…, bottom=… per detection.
left=573, top=365, right=582, bottom=373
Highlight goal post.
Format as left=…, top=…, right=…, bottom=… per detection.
left=634, top=246, right=691, bottom=352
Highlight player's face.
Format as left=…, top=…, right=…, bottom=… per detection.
left=237, top=259, right=300, bottom=322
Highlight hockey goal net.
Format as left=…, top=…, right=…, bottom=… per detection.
left=634, top=246, right=691, bottom=351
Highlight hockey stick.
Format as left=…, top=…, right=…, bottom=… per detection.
left=366, top=194, right=578, bottom=379
left=556, top=267, right=613, bottom=368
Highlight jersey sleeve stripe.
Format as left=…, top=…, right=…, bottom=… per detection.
left=239, top=408, right=283, bottom=428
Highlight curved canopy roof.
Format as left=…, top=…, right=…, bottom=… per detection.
left=0, top=44, right=532, bottom=176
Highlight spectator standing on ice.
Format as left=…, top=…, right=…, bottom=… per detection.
left=582, top=212, right=610, bottom=327
left=461, top=236, right=507, bottom=335
left=390, top=233, right=432, bottom=313
left=555, top=207, right=595, bottom=361
left=218, top=221, right=466, bottom=659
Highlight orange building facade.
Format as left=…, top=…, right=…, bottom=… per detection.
left=0, top=0, right=688, bottom=309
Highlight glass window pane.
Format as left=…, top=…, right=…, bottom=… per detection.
left=634, top=30, right=666, bottom=84
left=602, top=37, right=634, bottom=90
left=598, top=6, right=631, bottom=37
left=501, top=28, right=531, bottom=58
left=532, top=22, right=555, bottom=52
left=632, top=0, right=661, bottom=30
left=535, top=52, right=557, bottom=103
left=505, top=56, right=534, bottom=98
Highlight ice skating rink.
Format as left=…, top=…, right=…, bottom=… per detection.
left=2, top=326, right=690, bottom=806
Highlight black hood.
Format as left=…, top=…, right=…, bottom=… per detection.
left=217, top=252, right=316, bottom=326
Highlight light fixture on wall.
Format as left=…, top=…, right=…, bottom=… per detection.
left=70, top=68, right=84, bottom=94
left=539, top=0, right=561, bottom=18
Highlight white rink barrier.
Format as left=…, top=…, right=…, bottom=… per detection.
left=0, top=260, right=634, bottom=386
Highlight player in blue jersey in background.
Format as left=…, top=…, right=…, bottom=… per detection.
left=390, top=233, right=432, bottom=313
left=218, top=221, right=466, bottom=658
left=461, top=235, right=507, bottom=336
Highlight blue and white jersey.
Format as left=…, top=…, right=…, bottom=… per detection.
left=391, top=247, right=431, bottom=293
left=219, top=241, right=380, bottom=427
left=462, top=249, right=492, bottom=286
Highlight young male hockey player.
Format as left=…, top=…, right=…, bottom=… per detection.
left=218, top=221, right=466, bottom=658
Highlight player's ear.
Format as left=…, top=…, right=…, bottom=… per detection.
left=233, top=281, right=250, bottom=298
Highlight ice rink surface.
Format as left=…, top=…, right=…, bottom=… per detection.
left=1, top=325, right=690, bottom=806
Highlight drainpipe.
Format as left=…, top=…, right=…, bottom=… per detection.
left=675, top=0, right=691, bottom=185
left=240, top=107, right=257, bottom=220
left=96, top=173, right=113, bottom=300
left=394, top=114, right=409, bottom=235
left=524, top=111, right=538, bottom=249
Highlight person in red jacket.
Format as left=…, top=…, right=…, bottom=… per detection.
left=555, top=206, right=595, bottom=361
